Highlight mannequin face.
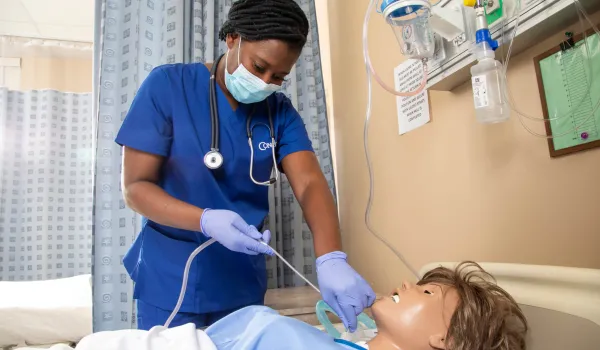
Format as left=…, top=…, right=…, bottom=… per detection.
left=371, top=281, right=460, bottom=350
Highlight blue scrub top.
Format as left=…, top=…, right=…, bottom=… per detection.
left=115, top=63, right=314, bottom=314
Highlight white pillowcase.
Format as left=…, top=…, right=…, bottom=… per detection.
left=0, top=274, right=92, bottom=348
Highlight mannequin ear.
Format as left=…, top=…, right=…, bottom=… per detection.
left=429, top=333, right=447, bottom=350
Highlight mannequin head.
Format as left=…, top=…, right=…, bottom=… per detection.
left=369, top=262, right=528, bottom=350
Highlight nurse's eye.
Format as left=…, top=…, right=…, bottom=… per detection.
left=272, top=75, right=285, bottom=83
left=253, top=62, right=266, bottom=73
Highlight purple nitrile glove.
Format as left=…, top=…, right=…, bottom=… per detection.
left=200, top=209, right=273, bottom=256
left=316, top=251, right=376, bottom=332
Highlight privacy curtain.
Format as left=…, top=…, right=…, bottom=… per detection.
left=0, top=88, right=93, bottom=282
left=93, top=0, right=335, bottom=331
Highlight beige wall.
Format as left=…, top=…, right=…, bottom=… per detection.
left=20, top=56, right=92, bottom=93
left=321, top=2, right=600, bottom=293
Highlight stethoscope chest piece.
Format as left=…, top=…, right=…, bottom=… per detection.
left=204, top=150, right=223, bottom=169
left=206, top=54, right=278, bottom=185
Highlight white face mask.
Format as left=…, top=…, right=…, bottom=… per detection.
left=224, top=38, right=281, bottom=104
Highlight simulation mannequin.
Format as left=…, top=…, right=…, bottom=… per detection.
left=363, top=261, right=528, bottom=350
left=74, top=262, right=528, bottom=350
left=202, top=261, right=528, bottom=350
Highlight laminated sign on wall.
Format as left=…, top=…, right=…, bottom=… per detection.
left=394, top=59, right=430, bottom=135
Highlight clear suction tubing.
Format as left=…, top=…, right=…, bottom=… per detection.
left=164, top=239, right=320, bottom=329
left=361, top=0, right=440, bottom=279
left=500, top=0, right=600, bottom=138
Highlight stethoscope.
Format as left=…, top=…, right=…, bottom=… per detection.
left=204, top=54, right=280, bottom=186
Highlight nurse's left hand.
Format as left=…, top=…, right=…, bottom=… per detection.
left=316, top=251, right=376, bottom=333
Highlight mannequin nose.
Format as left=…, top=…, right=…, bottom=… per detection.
left=401, top=281, right=414, bottom=290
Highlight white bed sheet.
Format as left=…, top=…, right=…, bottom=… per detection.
left=10, top=324, right=217, bottom=350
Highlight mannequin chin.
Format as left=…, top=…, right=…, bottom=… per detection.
left=364, top=262, right=528, bottom=350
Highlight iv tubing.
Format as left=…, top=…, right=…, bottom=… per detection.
left=164, top=239, right=320, bottom=328
left=500, top=0, right=600, bottom=138
left=360, top=0, right=425, bottom=278
left=363, top=0, right=429, bottom=97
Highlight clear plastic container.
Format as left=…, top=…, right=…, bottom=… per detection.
left=470, top=42, right=510, bottom=123
left=384, top=0, right=436, bottom=59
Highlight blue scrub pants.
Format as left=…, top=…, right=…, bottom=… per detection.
left=136, top=299, right=265, bottom=330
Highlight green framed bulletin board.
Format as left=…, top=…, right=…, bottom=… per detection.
left=534, top=25, right=600, bottom=157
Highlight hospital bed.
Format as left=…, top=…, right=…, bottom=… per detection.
left=2, top=263, right=598, bottom=350
left=316, top=262, right=600, bottom=350
left=0, top=275, right=92, bottom=350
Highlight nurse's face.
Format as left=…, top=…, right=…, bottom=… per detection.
left=371, top=281, right=459, bottom=350
left=225, top=34, right=301, bottom=86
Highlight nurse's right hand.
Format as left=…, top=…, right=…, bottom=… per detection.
left=200, top=209, right=274, bottom=256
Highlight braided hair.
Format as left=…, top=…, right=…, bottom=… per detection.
left=218, top=0, right=310, bottom=51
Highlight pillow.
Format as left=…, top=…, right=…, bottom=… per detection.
left=0, top=274, right=92, bottom=348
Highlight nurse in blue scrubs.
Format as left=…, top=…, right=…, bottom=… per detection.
left=116, top=0, right=375, bottom=331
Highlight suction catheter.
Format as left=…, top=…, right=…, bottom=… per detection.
left=164, top=238, right=319, bottom=328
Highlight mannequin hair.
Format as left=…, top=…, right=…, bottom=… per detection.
left=419, top=262, right=528, bottom=350
left=218, top=0, right=310, bottom=51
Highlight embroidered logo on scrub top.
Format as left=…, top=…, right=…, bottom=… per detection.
left=258, top=141, right=274, bottom=151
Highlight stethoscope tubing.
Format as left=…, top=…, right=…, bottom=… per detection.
left=208, top=54, right=279, bottom=185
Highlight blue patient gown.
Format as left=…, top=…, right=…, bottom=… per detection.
left=205, top=306, right=357, bottom=350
